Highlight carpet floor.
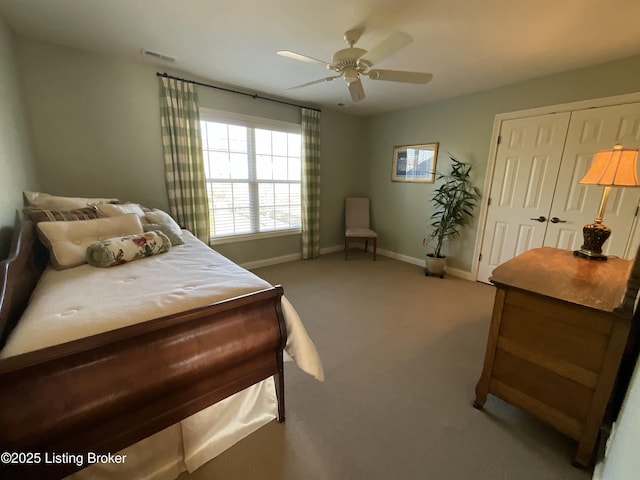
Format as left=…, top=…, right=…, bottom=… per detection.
left=183, top=250, right=592, bottom=480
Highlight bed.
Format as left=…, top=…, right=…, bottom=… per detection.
left=0, top=204, right=323, bottom=479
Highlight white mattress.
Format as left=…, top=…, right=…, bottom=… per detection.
left=1, top=230, right=323, bottom=478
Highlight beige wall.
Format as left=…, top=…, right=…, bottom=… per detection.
left=17, top=39, right=168, bottom=210
left=16, top=38, right=366, bottom=265
left=365, top=54, right=640, bottom=271
left=13, top=36, right=640, bottom=270
left=0, top=16, right=39, bottom=259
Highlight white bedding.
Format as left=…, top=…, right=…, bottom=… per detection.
left=1, top=230, right=323, bottom=478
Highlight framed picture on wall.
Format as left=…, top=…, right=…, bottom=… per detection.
left=391, top=142, right=438, bottom=183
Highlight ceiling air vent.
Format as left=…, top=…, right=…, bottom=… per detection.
left=140, top=48, right=176, bottom=63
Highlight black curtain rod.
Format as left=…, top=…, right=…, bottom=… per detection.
left=156, top=72, right=321, bottom=112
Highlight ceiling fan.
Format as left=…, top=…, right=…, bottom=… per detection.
left=277, top=28, right=433, bottom=102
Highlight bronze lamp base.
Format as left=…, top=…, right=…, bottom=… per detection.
left=573, top=221, right=611, bottom=261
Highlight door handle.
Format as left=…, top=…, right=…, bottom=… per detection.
left=530, top=216, right=546, bottom=222
left=550, top=217, right=567, bottom=223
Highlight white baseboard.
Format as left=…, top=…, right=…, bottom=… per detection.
left=376, top=248, right=424, bottom=266
left=244, top=244, right=476, bottom=281
left=243, top=244, right=344, bottom=269
left=320, top=245, right=343, bottom=255
left=376, top=248, right=474, bottom=280
left=241, top=253, right=301, bottom=270
left=244, top=245, right=343, bottom=270
left=439, top=266, right=474, bottom=281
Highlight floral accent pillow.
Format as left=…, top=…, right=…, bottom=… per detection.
left=86, top=231, right=171, bottom=268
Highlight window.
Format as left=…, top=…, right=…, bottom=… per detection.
left=200, top=110, right=302, bottom=240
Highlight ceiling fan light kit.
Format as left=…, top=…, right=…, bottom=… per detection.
left=277, top=28, right=432, bottom=102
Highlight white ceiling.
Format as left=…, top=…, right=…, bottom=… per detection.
left=2, top=0, right=640, bottom=116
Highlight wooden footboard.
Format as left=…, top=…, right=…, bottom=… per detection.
left=0, top=221, right=288, bottom=479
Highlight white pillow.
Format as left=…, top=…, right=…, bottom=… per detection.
left=95, top=202, right=146, bottom=219
left=24, top=191, right=118, bottom=210
left=144, top=208, right=173, bottom=224
left=37, top=213, right=144, bottom=270
left=144, top=209, right=184, bottom=233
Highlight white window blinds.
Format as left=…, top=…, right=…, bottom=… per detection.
left=200, top=110, right=302, bottom=239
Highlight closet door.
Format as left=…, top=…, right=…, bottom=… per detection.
left=544, top=102, right=640, bottom=257
left=476, top=112, right=571, bottom=283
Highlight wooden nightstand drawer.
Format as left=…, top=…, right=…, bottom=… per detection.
left=500, top=295, right=610, bottom=373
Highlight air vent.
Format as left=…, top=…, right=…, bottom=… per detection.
left=140, top=48, right=176, bottom=63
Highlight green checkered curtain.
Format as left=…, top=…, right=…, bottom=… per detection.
left=159, top=77, right=210, bottom=243
left=301, top=108, right=321, bottom=259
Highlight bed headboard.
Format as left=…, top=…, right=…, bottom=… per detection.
left=0, top=219, right=49, bottom=348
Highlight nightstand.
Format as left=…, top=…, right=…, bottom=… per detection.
left=473, top=247, right=637, bottom=468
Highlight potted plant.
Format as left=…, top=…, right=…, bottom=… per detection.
left=423, top=153, right=481, bottom=277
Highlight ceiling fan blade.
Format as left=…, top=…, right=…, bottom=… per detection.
left=277, top=50, right=329, bottom=66
left=367, top=69, right=433, bottom=84
left=359, top=31, right=412, bottom=66
left=286, top=76, right=341, bottom=90
left=348, top=78, right=366, bottom=102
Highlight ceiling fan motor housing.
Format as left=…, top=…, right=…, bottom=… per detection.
left=329, top=48, right=367, bottom=72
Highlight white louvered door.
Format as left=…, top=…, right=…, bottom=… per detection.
left=476, top=112, right=571, bottom=283
left=543, top=102, right=640, bottom=254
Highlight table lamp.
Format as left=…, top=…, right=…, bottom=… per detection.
left=574, top=144, right=640, bottom=260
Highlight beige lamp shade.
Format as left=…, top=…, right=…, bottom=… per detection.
left=579, top=145, right=640, bottom=186
left=574, top=144, right=640, bottom=260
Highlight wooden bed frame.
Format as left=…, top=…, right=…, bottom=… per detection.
left=0, top=220, right=288, bottom=479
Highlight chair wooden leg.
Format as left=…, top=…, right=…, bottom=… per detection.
left=344, top=237, right=348, bottom=260
left=365, top=239, right=368, bottom=252
left=373, top=238, right=377, bottom=261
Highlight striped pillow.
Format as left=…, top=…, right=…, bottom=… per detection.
left=23, top=207, right=98, bottom=223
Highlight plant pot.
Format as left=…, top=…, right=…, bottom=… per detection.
left=425, top=254, right=447, bottom=278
